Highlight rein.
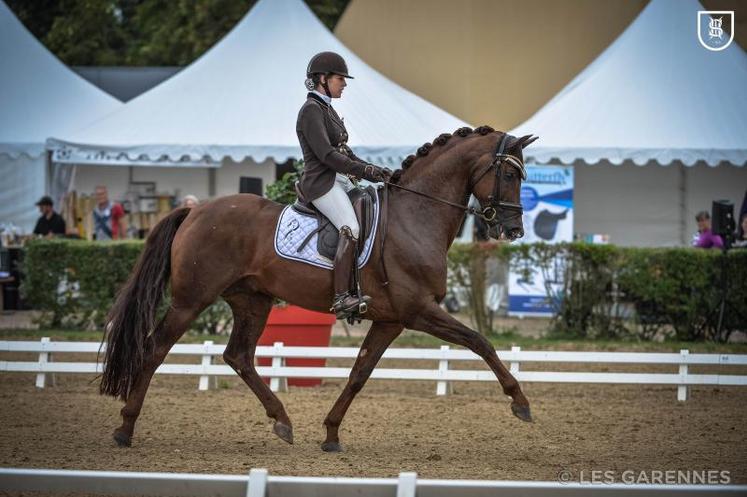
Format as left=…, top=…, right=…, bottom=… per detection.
left=384, top=181, right=493, bottom=221
left=383, top=144, right=526, bottom=223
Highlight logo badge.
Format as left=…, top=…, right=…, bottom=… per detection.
left=697, top=11, right=735, bottom=51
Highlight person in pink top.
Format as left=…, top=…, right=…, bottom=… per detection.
left=692, top=211, right=723, bottom=249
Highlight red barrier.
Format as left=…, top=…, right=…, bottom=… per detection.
left=257, top=305, right=336, bottom=387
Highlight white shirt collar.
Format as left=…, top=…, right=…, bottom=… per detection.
left=312, top=90, right=332, bottom=105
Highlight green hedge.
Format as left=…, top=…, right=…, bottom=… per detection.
left=20, top=239, right=232, bottom=333
left=20, top=240, right=747, bottom=341
left=448, top=242, right=747, bottom=342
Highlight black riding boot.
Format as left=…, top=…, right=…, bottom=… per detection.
left=331, top=226, right=371, bottom=318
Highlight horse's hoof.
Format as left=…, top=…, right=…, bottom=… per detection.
left=321, top=441, right=343, bottom=453
left=113, top=430, right=132, bottom=447
left=273, top=422, right=294, bottom=444
left=511, top=402, right=533, bottom=423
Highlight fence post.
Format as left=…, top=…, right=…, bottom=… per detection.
left=436, top=345, right=452, bottom=396
left=35, top=337, right=50, bottom=388
left=396, top=472, right=417, bottom=497
left=247, top=468, right=268, bottom=497
left=678, top=349, right=689, bottom=402
left=270, top=342, right=287, bottom=393
left=198, top=340, right=214, bottom=391
left=510, top=346, right=521, bottom=375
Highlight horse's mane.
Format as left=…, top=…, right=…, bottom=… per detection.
left=390, top=125, right=496, bottom=183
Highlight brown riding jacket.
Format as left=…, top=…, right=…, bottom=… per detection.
left=296, top=92, right=370, bottom=201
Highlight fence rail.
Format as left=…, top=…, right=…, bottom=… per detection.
left=0, top=468, right=744, bottom=497
left=2, top=338, right=746, bottom=401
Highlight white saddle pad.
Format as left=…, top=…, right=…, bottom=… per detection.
left=273, top=193, right=380, bottom=270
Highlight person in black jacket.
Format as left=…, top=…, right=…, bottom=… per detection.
left=33, top=196, right=66, bottom=238
left=296, top=51, right=391, bottom=318
left=734, top=212, right=747, bottom=248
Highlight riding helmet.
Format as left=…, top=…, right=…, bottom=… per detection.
left=306, top=52, right=354, bottom=79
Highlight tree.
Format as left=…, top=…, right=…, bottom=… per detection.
left=125, top=0, right=255, bottom=66
left=6, top=0, right=351, bottom=66
left=44, top=0, right=129, bottom=65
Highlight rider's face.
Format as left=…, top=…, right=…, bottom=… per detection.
left=321, top=74, right=347, bottom=98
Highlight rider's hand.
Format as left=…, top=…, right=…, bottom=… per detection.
left=363, top=165, right=393, bottom=183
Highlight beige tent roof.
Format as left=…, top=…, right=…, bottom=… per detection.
left=336, top=0, right=745, bottom=131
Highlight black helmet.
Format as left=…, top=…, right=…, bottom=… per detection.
left=306, top=51, right=354, bottom=79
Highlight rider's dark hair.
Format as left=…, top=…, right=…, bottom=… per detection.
left=311, top=73, right=337, bottom=88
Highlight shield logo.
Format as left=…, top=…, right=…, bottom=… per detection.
left=697, top=11, right=735, bottom=51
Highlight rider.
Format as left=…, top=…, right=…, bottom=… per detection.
left=296, top=51, right=391, bottom=318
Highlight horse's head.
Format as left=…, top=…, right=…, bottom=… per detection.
left=470, top=133, right=538, bottom=241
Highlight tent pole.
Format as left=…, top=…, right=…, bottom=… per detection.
left=679, top=162, right=687, bottom=246
left=208, top=168, right=216, bottom=198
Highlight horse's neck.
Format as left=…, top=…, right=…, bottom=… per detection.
left=390, top=151, right=473, bottom=250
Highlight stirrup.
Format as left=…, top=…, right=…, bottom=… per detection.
left=331, top=293, right=371, bottom=319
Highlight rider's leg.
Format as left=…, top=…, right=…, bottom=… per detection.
left=311, top=179, right=369, bottom=317
left=312, top=176, right=360, bottom=238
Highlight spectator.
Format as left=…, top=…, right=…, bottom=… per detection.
left=734, top=212, right=747, bottom=249
left=32, top=196, right=66, bottom=238
left=181, top=194, right=199, bottom=209
left=692, top=211, right=723, bottom=249
left=92, top=186, right=126, bottom=241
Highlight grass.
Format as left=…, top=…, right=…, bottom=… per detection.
left=2, top=328, right=746, bottom=353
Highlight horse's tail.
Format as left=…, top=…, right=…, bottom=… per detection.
left=99, top=207, right=191, bottom=400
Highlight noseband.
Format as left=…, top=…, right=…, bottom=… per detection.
left=470, top=133, right=526, bottom=233
left=385, top=132, right=526, bottom=236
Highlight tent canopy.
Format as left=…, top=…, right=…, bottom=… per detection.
left=0, top=1, right=121, bottom=158
left=1, top=0, right=121, bottom=231
left=47, top=0, right=469, bottom=167
left=511, top=0, right=747, bottom=167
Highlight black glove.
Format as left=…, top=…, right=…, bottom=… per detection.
left=362, top=165, right=393, bottom=183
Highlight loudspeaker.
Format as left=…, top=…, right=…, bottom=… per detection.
left=239, top=177, right=263, bottom=196
left=712, top=200, right=734, bottom=237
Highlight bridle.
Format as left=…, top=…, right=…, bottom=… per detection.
left=385, top=132, right=526, bottom=236
left=470, top=132, right=526, bottom=234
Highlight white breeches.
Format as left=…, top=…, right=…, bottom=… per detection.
left=311, top=174, right=360, bottom=239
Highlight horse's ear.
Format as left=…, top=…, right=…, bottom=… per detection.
left=517, top=134, right=539, bottom=148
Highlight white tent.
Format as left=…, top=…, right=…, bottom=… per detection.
left=47, top=0, right=468, bottom=174
left=512, top=0, right=747, bottom=247
left=0, top=1, right=121, bottom=232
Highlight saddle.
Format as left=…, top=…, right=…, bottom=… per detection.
left=292, top=182, right=377, bottom=260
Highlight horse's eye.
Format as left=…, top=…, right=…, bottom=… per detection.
left=504, top=172, right=515, bottom=180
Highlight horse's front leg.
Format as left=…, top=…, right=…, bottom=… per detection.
left=408, top=301, right=532, bottom=422
left=321, top=321, right=403, bottom=452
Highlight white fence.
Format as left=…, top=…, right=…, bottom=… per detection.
left=1, top=468, right=745, bottom=497
left=2, top=338, right=747, bottom=401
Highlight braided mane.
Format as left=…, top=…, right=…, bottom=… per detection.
left=391, top=125, right=496, bottom=183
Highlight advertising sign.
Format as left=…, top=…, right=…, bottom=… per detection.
left=508, top=164, right=574, bottom=316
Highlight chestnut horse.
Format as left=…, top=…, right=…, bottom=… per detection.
left=100, top=125, right=537, bottom=452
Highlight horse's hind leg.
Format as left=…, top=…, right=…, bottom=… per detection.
left=222, top=291, right=294, bottom=444
left=321, top=321, right=403, bottom=452
left=113, top=304, right=201, bottom=446
left=408, top=302, right=532, bottom=422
